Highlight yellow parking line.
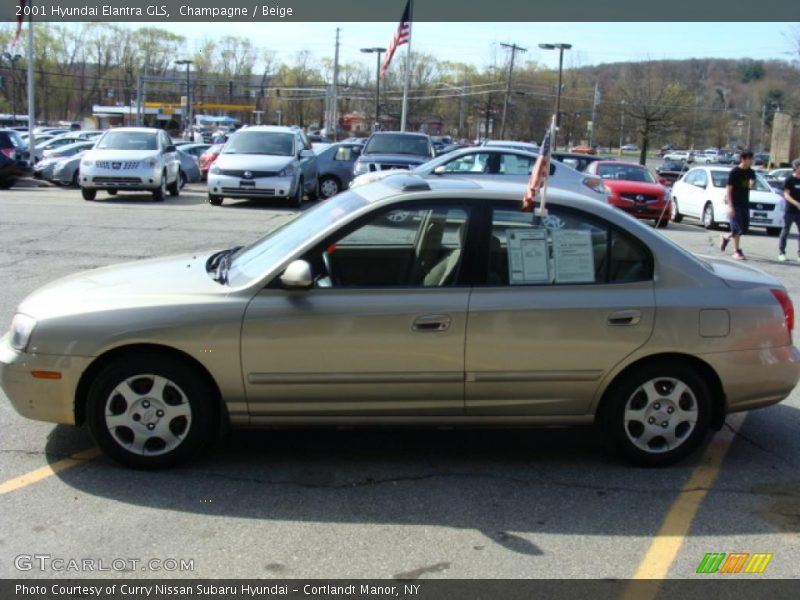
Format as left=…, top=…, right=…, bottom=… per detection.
left=0, top=448, right=101, bottom=496
left=621, top=417, right=740, bottom=600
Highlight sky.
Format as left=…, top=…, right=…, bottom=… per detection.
left=133, top=21, right=798, bottom=71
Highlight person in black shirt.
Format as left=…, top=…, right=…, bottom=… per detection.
left=778, top=158, right=800, bottom=261
left=720, top=150, right=755, bottom=260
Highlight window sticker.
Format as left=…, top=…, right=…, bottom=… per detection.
left=507, top=229, right=549, bottom=284
left=552, top=229, right=595, bottom=283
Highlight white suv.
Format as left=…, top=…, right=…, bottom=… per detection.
left=79, top=128, right=181, bottom=201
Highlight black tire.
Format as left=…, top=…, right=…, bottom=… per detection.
left=208, top=194, right=223, bottom=206
left=319, top=175, right=341, bottom=199
left=307, top=178, right=319, bottom=202
left=86, top=354, right=215, bottom=468
left=152, top=174, right=167, bottom=202
left=179, top=171, right=188, bottom=190
left=81, top=187, right=96, bottom=201
left=670, top=198, right=683, bottom=223
left=655, top=217, right=669, bottom=229
left=702, top=202, right=717, bottom=230
left=71, top=170, right=79, bottom=188
left=766, top=227, right=781, bottom=237
left=603, top=363, right=711, bottom=467
left=168, top=171, right=181, bottom=197
left=0, top=178, right=14, bottom=190
left=107, top=189, right=117, bottom=196
left=290, top=177, right=303, bottom=208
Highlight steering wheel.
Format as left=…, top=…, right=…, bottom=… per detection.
left=322, top=250, right=341, bottom=286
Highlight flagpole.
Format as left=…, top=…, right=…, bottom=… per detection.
left=26, top=1, right=34, bottom=151
left=537, top=115, right=557, bottom=218
left=399, top=0, right=413, bottom=132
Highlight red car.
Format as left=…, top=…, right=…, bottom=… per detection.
left=584, top=161, right=671, bottom=228
left=198, top=143, right=224, bottom=181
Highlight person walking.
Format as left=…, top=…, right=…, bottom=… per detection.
left=778, top=158, right=800, bottom=261
left=720, top=150, right=756, bottom=260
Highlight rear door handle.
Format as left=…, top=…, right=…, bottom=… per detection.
left=412, top=314, right=451, bottom=333
left=608, top=309, right=641, bottom=326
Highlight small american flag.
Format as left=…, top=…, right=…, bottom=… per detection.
left=522, top=120, right=554, bottom=212
left=380, top=0, right=412, bottom=79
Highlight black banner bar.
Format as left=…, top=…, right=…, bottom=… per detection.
left=0, top=0, right=796, bottom=22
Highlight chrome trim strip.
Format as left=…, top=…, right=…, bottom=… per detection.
left=467, top=370, right=604, bottom=383
left=248, top=371, right=464, bottom=385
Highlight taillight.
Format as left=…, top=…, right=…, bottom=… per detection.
left=771, top=289, right=794, bottom=334
left=1, top=147, right=14, bottom=159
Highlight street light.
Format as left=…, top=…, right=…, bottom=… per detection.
left=538, top=43, right=572, bottom=150
left=360, top=47, right=386, bottom=132
left=175, top=59, right=193, bottom=136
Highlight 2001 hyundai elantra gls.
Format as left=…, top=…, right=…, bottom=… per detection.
left=2, top=175, right=798, bottom=468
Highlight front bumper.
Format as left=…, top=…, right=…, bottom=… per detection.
left=610, top=198, right=670, bottom=219
left=207, top=173, right=296, bottom=199
left=0, top=334, right=91, bottom=425
left=80, top=165, right=163, bottom=191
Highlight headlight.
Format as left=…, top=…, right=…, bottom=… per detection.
left=10, top=313, right=36, bottom=352
left=279, top=164, right=296, bottom=177
left=209, top=165, right=221, bottom=175
left=144, top=157, right=158, bottom=168
left=353, top=161, right=369, bottom=175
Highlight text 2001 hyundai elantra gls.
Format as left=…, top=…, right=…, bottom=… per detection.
left=2, top=175, right=798, bottom=468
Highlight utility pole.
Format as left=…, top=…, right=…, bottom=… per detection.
left=618, top=100, right=626, bottom=155
left=499, top=42, right=526, bottom=140
left=589, top=82, right=599, bottom=147
left=330, top=27, right=340, bottom=140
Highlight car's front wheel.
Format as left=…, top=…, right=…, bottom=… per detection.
left=767, top=227, right=781, bottom=237
left=153, top=173, right=167, bottom=201
left=208, top=194, right=223, bottom=206
left=604, top=363, right=711, bottom=466
left=168, top=171, right=181, bottom=196
left=702, top=202, right=717, bottom=230
left=290, top=177, right=303, bottom=208
left=86, top=354, right=215, bottom=468
left=81, top=187, right=96, bottom=201
left=670, top=198, right=683, bottom=223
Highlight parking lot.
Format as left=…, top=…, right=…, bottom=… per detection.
left=1, top=180, right=799, bottom=581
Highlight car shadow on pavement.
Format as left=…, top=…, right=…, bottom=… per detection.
left=46, top=402, right=800, bottom=545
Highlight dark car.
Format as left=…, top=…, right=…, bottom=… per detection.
left=754, top=152, right=770, bottom=167
left=0, top=128, right=28, bottom=171
left=0, top=152, right=19, bottom=189
left=551, top=151, right=611, bottom=173
left=352, top=132, right=435, bottom=177
left=655, top=160, right=691, bottom=186
left=315, top=142, right=363, bottom=198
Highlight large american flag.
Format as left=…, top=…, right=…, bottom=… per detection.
left=380, top=0, right=412, bottom=79
left=522, top=122, right=553, bottom=212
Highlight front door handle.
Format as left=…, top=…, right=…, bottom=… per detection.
left=412, top=314, right=451, bottom=333
left=608, top=309, right=641, bottom=326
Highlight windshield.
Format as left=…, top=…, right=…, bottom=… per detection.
left=709, top=171, right=772, bottom=192
left=223, top=131, right=295, bottom=156
left=226, top=192, right=369, bottom=286
left=364, top=134, right=431, bottom=157
left=96, top=131, right=158, bottom=151
left=596, top=164, right=656, bottom=183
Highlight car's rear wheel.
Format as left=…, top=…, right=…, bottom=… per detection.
left=604, top=363, right=711, bottom=467
left=107, top=189, right=117, bottom=196
left=0, top=178, right=14, bottom=190
left=86, top=354, right=215, bottom=468
left=702, top=202, right=717, bottom=230
left=81, top=187, right=96, bottom=201
left=319, top=175, right=341, bottom=199
left=767, top=227, right=781, bottom=237
left=208, top=194, right=223, bottom=206
left=670, top=198, right=683, bottom=223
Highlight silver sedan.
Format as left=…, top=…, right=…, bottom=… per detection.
left=1, top=175, right=798, bottom=468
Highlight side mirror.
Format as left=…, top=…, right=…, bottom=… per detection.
left=165, top=145, right=176, bottom=153
left=280, top=260, right=313, bottom=289
left=300, top=149, right=314, bottom=158
left=658, top=177, right=669, bottom=186
left=433, top=165, right=447, bottom=175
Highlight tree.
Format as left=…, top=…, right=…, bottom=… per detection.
left=618, top=62, right=692, bottom=164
